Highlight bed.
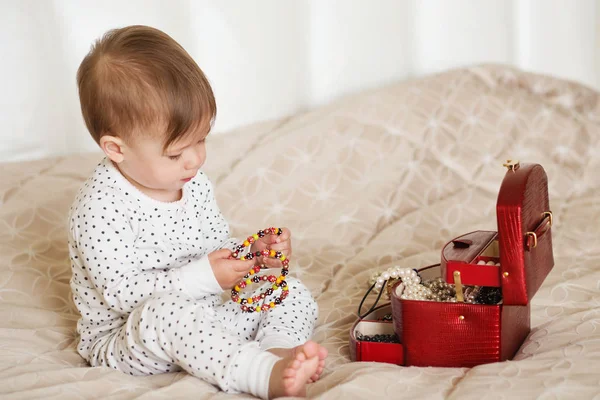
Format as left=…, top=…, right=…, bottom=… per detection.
left=1, top=64, right=599, bottom=399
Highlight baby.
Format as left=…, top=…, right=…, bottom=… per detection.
left=68, top=25, right=327, bottom=399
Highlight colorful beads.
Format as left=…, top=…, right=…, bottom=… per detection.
left=229, top=227, right=288, bottom=313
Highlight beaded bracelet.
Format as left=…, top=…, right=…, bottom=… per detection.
left=229, top=227, right=290, bottom=313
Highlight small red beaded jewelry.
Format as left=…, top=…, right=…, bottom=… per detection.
left=229, top=227, right=290, bottom=313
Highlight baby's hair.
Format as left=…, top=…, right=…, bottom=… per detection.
left=77, top=25, right=216, bottom=150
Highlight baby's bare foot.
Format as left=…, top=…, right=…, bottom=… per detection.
left=308, top=345, right=328, bottom=383
left=268, top=341, right=320, bottom=398
left=267, top=342, right=328, bottom=383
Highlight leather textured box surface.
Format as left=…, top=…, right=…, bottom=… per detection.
left=496, top=163, right=554, bottom=305
left=391, top=285, right=531, bottom=367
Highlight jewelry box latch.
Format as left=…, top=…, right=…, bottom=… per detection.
left=502, top=159, right=520, bottom=172
left=453, top=271, right=464, bottom=302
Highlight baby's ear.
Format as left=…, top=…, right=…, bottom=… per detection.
left=100, top=134, right=125, bottom=163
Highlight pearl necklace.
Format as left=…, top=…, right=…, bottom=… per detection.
left=368, top=266, right=502, bottom=304
left=369, top=266, right=456, bottom=302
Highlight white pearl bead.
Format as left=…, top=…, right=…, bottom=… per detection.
left=382, top=272, right=390, bottom=280
left=375, top=283, right=383, bottom=289
left=391, top=270, right=399, bottom=278
left=377, top=277, right=385, bottom=284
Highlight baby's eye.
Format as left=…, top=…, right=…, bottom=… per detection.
left=168, top=154, right=182, bottom=161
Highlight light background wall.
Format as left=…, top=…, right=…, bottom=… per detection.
left=1, top=0, right=598, bottom=162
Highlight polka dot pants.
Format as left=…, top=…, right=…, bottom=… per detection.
left=89, top=277, right=318, bottom=394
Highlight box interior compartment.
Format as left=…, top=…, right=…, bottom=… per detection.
left=473, top=239, right=500, bottom=265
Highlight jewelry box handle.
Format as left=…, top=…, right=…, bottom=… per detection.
left=525, top=211, right=553, bottom=251
left=357, top=280, right=388, bottom=319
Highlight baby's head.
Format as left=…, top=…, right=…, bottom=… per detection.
left=77, top=25, right=214, bottom=199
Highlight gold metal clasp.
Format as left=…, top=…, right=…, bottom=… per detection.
left=543, top=211, right=553, bottom=228
left=503, top=159, right=520, bottom=172
left=526, top=231, right=538, bottom=249
left=453, top=271, right=464, bottom=302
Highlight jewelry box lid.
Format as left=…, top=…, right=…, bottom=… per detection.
left=496, top=160, right=554, bottom=305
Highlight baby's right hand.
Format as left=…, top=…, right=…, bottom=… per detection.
left=208, top=249, right=255, bottom=290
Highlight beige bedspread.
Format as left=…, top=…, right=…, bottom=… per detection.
left=1, top=65, right=599, bottom=399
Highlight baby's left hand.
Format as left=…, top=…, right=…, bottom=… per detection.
left=251, top=227, right=292, bottom=269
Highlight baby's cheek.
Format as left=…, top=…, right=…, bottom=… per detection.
left=150, top=163, right=174, bottom=183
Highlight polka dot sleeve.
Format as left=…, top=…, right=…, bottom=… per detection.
left=69, top=196, right=186, bottom=314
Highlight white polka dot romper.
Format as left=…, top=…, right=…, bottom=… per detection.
left=68, top=158, right=318, bottom=398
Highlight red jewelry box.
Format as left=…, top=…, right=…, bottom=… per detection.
left=392, top=161, right=553, bottom=367
left=350, top=161, right=554, bottom=367
left=348, top=303, right=404, bottom=364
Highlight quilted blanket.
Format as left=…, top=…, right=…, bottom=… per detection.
left=1, top=65, right=599, bottom=399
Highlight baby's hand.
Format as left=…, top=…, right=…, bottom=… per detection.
left=208, top=249, right=255, bottom=290
left=251, top=227, right=292, bottom=269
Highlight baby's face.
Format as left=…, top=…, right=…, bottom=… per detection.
left=117, top=128, right=208, bottom=200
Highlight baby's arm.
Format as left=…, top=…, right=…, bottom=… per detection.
left=69, top=195, right=222, bottom=314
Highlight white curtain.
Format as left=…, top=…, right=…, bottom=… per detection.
left=1, top=0, right=598, bottom=162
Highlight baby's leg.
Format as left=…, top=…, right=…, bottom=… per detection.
left=217, top=277, right=326, bottom=382
left=256, top=277, right=326, bottom=382
left=256, top=277, right=318, bottom=348
left=90, top=291, right=280, bottom=399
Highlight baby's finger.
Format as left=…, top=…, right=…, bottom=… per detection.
left=213, top=248, right=233, bottom=259
left=267, top=241, right=290, bottom=253
left=268, top=235, right=280, bottom=245
left=279, top=227, right=291, bottom=240
left=233, top=258, right=256, bottom=272
left=263, top=258, right=283, bottom=269
left=271, top=227, right=290, bottom=244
